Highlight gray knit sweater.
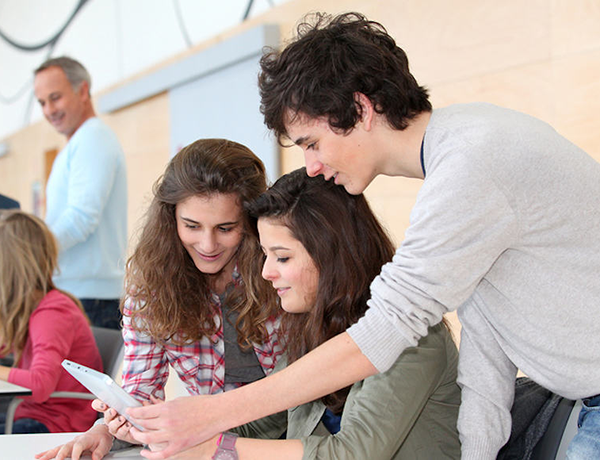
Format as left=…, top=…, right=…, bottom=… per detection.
left=348, top=103, right=600, bottom=459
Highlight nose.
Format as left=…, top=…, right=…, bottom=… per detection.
left=198, top=231, right=218, bottom=253
left=43, top=101, right=55, bottom=118
left=304, top=150, right=324, bottom=177
left=261, top=257, right=278, bottom=282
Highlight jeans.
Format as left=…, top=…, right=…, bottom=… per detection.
left=566, top=394, right=600, bottom=459
left=80, top=298, right=122, bottom=330
left=0, top=412, right=50, bottom=434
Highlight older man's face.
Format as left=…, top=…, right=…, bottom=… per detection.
left=34, top=66, right=89, bottom=139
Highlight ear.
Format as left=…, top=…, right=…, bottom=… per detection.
left=353, top=92, right=375, bottom=131
left=77, top=81, right=91, bottom=101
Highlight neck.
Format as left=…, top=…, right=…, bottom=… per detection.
left=209, top=260, right=236, bottom=295
left=377, top=111, right=431, bottom=180
left=66, top=107, right=96, bottom=140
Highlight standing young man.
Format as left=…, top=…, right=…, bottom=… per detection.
left=34, top=57, right=127, bottom=329
left=125, top=13, right=599, bottom=460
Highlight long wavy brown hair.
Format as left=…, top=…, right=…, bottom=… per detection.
left=247, top=169, right=396, bottom=412
left=0, top=210, right=85, bottom=364
left=125, top=139, right=279, bottom=347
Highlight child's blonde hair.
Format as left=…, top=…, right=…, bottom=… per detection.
left=0, top=210, right=83, bottom=364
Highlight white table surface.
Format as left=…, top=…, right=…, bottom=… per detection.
left=0, top=432, right=143, bottom=459
left=0, top=380, right=32, bottom=396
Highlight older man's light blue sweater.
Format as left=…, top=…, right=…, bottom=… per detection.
left=46, top=117, right=127, bottom=299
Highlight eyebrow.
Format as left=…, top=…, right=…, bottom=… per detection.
left=262, top=244, right=291, bottom=252
left=37, top=91, right=60, bottom=102
left=293, top=135, right=310, bottom=146
left=180, top=216, right=239, bottom=226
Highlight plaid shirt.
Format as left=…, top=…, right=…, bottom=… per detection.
left=121, top=272, right=283, bottom=401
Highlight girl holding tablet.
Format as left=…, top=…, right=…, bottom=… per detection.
left=38, top=139, right=283, bottom=459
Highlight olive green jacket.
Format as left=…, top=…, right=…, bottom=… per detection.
left=234, top=323, right=461, bottom=459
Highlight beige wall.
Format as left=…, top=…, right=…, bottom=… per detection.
left=1, top=0, right=599, bottom=337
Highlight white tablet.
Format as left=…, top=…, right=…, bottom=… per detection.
left=62, top=359, right=144, bottom=431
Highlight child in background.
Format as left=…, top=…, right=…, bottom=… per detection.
left=0, top=210, right=102, bottom=433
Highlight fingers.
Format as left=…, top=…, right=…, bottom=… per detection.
left=35, top=446, right=60, bottom=459
left=103, top=407, right=119, bottom=424
left=106, top=414, right=128, bottom=438
left=129, top=426, right=170, bottom=445
left=46, top=426, right=113, bottom=460
left=91, top=399, right=108, bottom=412
left=35, top=441, right=78, bottom=460
left=127, top=415, right=168, bottom=432
left=57, top=442, right=78, bottom=460
left=90, top=442, right=112, bottom=460
left=69, top=436, right=109, bottom=460
left=94, top=400, right=122, bottom=426
left=127, top=402, right=162, bottom=419
left=70, top=442, right=86, bottom=460
left=55, top=443, right=77, bottom=460
left=113, top=419, right=136, bottom=443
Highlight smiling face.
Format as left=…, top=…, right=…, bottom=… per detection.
left=176, top=193, right=244, bottom=293
left=284, top=113, right=380, bottom=195
left=258, top=217, right=319, bottom=314
left=34, top=66, right=91, bottom=139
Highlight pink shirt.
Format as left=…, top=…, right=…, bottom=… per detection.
left=8, top=289, right=102, bottom=432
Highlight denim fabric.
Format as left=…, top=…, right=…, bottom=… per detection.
left=566, top=394, right=600, bottom=459
left=0, top=412, right=50, bottom=434
left=80, top=298, right=122, bottom=329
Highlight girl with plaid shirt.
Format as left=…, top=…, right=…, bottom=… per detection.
left=38, top=139, right=284, bottom=460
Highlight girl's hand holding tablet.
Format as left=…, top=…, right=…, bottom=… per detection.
left=94, top=399, right=139, bottom=445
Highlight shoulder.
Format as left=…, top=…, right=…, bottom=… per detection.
left=428, top=103, right=554, bottom=157
left=75, top=117, right=114, bottom=137
left=70, top=118, right=125, bottom=158
left=36, top=289, right=77, bottom=310
left=30, top=290, right=83, bottom=325
left=423, top=103, right=537, bottom=182
left=430, top=102, right=527, bottom=128
left=372, top=324, right=457, bottom=384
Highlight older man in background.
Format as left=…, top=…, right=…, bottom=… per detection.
left=34, top=56, right=127, bottom=329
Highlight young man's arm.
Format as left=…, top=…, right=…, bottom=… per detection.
left=456, top=303, right=518, bottom=460
left=127, top=332, right=377, bottom=460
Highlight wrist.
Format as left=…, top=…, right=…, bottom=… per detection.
left=208, top=391, right=241, bottom=434
left=0, top=364, right=11, bottom=380
left=91, top=422, right=111, bottom=434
